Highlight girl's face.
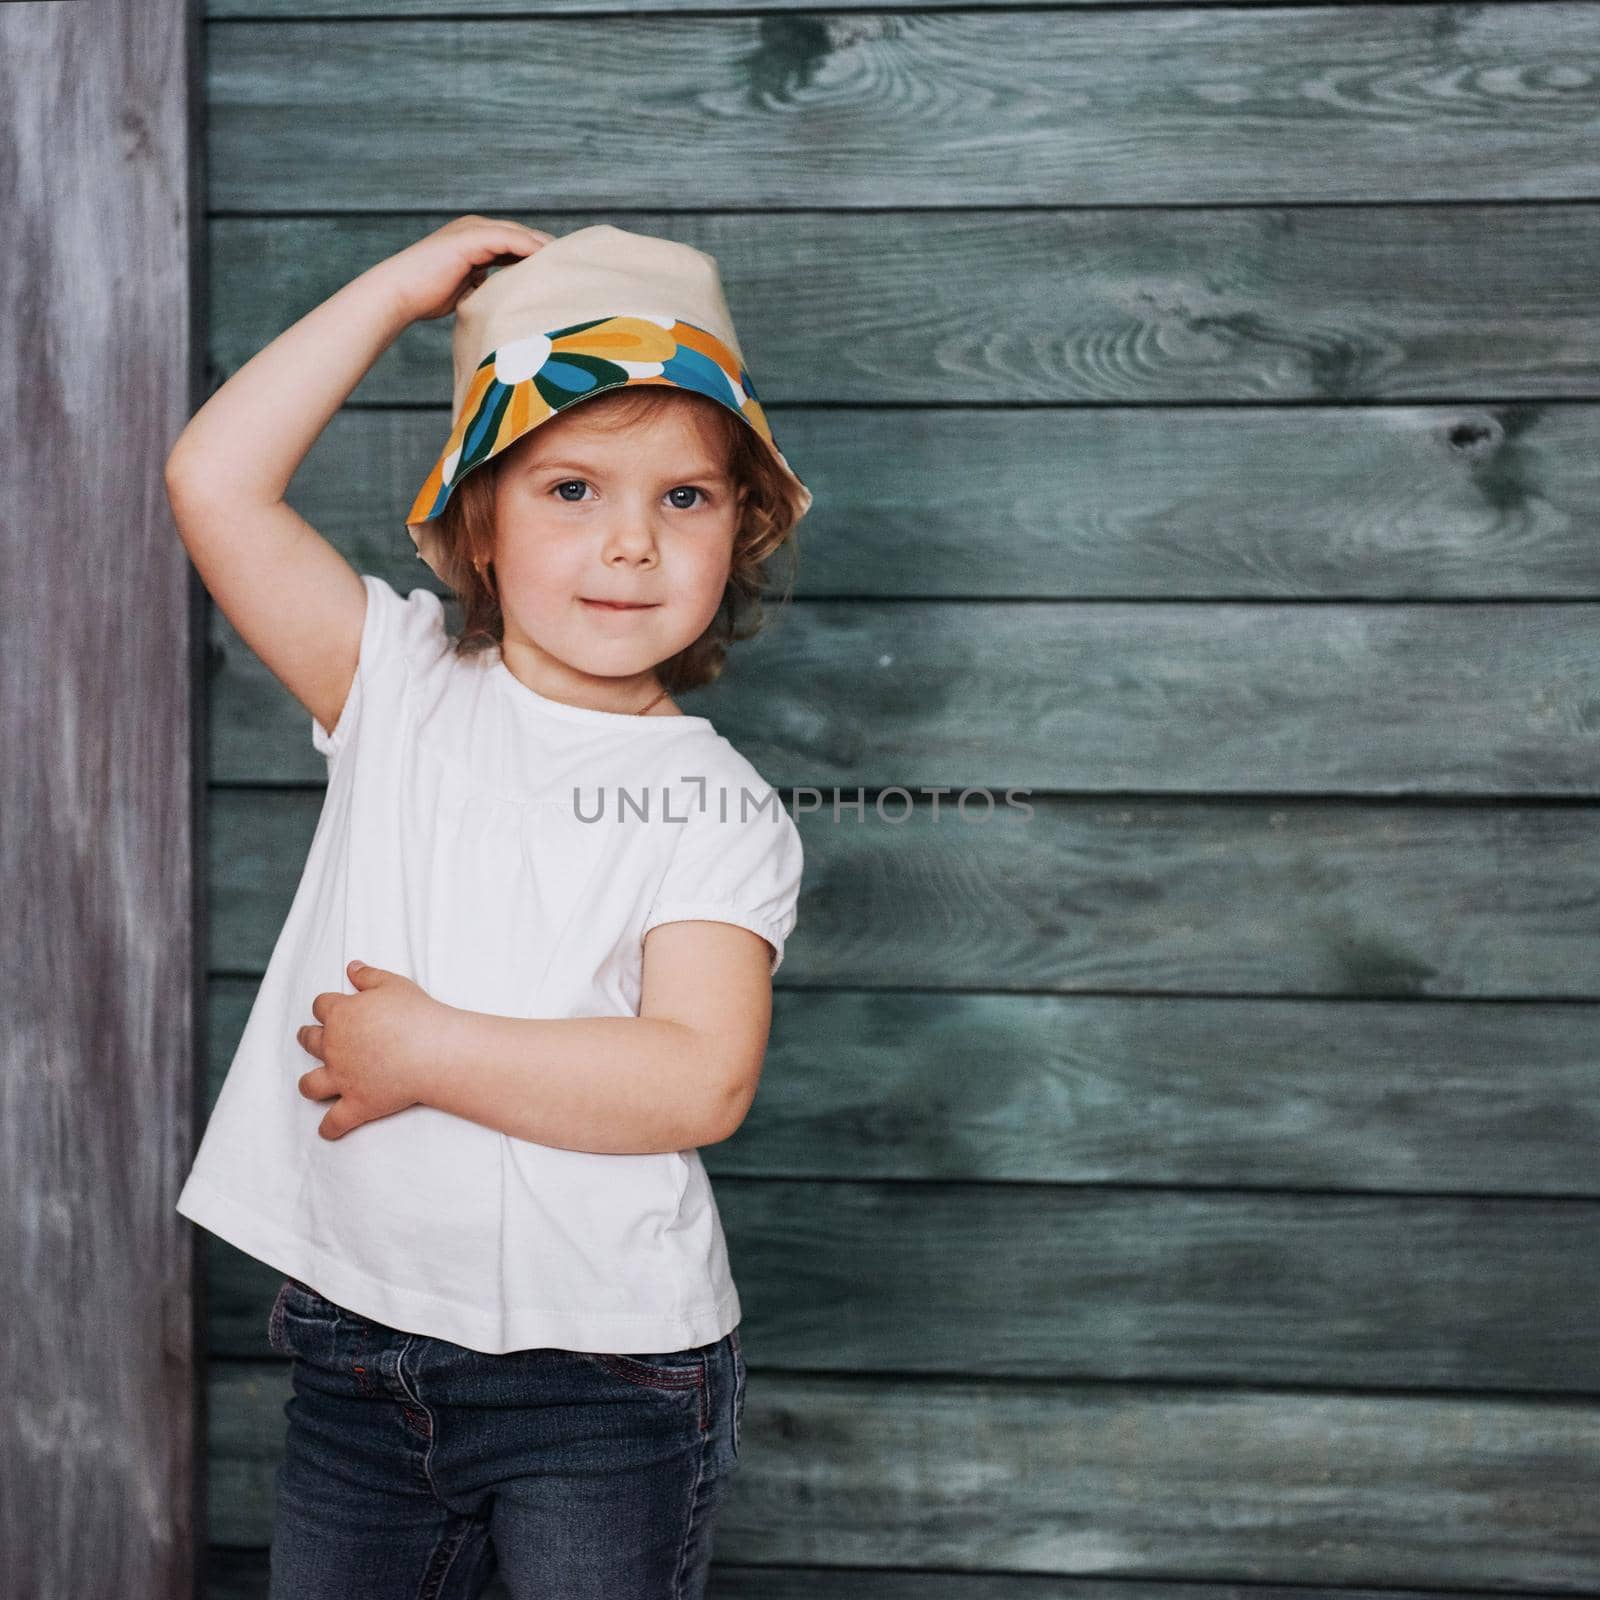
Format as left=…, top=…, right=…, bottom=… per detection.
left=489, top=402, right=746, bottom=709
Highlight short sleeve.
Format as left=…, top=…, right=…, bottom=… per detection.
left=311, top=574, right=449, bottom=758
left=642, top=785, right=805, bottom=974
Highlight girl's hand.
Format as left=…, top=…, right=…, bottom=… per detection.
left=295, top=960, right=446, bottom=1139
left=376, top=215, right=555, bottom=325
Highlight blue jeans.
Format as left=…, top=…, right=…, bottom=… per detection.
left=264, top=1275, right=746, bottom=1599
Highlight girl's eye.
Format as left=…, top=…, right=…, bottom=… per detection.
left=548, top=480, right=710, bottom=509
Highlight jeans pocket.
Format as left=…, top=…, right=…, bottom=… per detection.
left=266, top=1278, right=295, bottom=1355
left=582, top=1347, right=706, bottom=1391
left=578, top=1343, right=712, bottom=1434
left=268, top=1277, right=341, bottom=1355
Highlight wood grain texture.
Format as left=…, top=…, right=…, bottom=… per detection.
left=208, top=0, right=1366, bottom=14
left=203, top=11, right=1600, bottom=207
left=189, top=0, right=1600, bottom=1587
left=207, top=1361, right=1600, bottom=1585
left=192, top=402, right=1600, bottom=602
left=203, top=1180, right=1600, bottom=1389
left=202, top=1556, right=1547, bottom=1600
left=209, top=210, right=1600, bottom=404
left=207, top=979, right=1600, bottom=1198
left=208, top=589, right=1600, bottom=794
left=0, top=0, right=204, bottom=1595
left=208, top=787, right=1600, bottom=997
left=205, top=967, right=1600, bottom=1390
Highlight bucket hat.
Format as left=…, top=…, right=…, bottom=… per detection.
left=404, top=222, right=813, bottom=582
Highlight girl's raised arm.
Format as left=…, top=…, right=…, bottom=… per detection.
left=163, top=216, right=549, bottom=736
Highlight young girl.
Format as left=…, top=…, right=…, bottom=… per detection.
left=167, top=217, right=811, bottom=1599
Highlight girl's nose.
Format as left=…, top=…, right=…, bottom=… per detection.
left=601, top=521, right=660, bottom=560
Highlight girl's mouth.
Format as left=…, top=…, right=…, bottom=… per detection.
left=581, top=598, right=657, bottom=611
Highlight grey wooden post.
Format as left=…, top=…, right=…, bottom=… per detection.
left=0, top=1, right=205, bottom=1596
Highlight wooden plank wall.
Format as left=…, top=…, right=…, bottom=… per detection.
left=2, top=1, right=206, bottom=1597
left=196, top=0, right=1600, bottom=1595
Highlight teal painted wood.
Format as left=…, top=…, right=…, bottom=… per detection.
left=208, top=594, right=1600, bottom=794
left=203, top=12, right=1600, bottom=207
left=193, top=1, right=1600, bottom=1588
left=208, top=786, right=1600, bottom=997
left=203, top=1177, right=1600, bottom=1388
left=188, top=403, right=1600, bottom=604
left=209, top=978, right=1600, bottom=1199
left=209, top=210, right=1600, bottom=402
left=209, top=0, right=1384, bottom=13
left=205, top=1360, right=1600, bottom=1584
left=202, top=1556, right=1552, bottom=1600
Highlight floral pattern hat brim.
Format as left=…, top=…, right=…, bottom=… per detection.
left=404, top=226, right=813, bottom=583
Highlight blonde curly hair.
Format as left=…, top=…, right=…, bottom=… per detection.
left=424, top=385, right=804, bottom=696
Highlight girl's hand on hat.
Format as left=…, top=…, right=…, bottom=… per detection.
left=381, top=215, right=554, bottom=324
left=294, top=959, right=445, bottom=1139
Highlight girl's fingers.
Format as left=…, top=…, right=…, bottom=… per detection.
left=297, top=1066, right=337, bottom=1102
left=490, top=219, right=551, bottom=239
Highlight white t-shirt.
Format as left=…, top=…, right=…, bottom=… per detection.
left=176, top=573, right=804, bottom=1355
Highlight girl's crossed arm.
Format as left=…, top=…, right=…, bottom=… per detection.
left=296, top=917, right=776, bottom=1153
